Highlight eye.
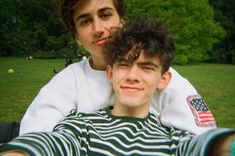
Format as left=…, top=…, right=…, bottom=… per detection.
left=79, top=18, right=91, bottom=27
left=116, top=61, right=129, bottom=68
left=142, top=66, right=156, bottom=71
left=119, top=63, right=128, bottom=67
left=100, top=12, right=112, bottom=20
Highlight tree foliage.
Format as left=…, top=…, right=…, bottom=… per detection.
left=0, top=0, right=73, bottom=58
left=126, top=0, right=225, bottom=64
left=209, top=0, right=235, bottom=64
left=0, top=0, right=229, bottom=63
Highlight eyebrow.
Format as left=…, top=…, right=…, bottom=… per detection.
left=75, top=7, right=114, bottom=22
left=75, top=14, right=90, bottom=22
left=117, top=58, right=159, bottom=68
left=138, top=62, right=159, bottom=68
left=118, top=58, right=129, bottom=62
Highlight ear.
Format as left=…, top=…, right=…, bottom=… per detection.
left=75, top=33, right=82, bottom=46
left=120, top=18, right=125, bottom=27
left=106, top=65, right=113, bottom=83
left=157, top=70, right=172, bottom=90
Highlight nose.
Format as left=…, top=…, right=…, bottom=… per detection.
left=93, top=17, right=104, bottom=38
left=126, top=66, right=140, bottom=83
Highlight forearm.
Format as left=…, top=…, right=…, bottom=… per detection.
left=0, top=150, right=29, bottom=156
left=0, top=132, right=79, bottom=156
left=209, top=132, right=235, bottom=156
left=175, top=128, right=235, bottom=156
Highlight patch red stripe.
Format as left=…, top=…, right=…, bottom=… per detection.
left=198, top=111, right=213, bottom=115
left=198, top=115, right=214, bottom=119
left=200, top=119, right=215, bottom=123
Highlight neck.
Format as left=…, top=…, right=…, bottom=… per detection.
left=111, top=103, right=150, bottom=118
left=89, top=57, right=107, bottom=70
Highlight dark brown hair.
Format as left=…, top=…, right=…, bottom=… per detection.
left=60, top=0, right=126, bottom=39
left=104, top=15, right=175, bottom=74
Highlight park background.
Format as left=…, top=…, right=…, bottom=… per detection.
left=0, top=0, right=234, bottom=128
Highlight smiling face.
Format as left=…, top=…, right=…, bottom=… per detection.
left=106, top=50, right=171, bottom=118
left=73, top=0, right=124, bottom=70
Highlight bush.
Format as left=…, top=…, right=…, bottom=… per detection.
left=174, top=54, right=188, bottom=65
left=33, top=51, right=57, bottom=59
left=56, top=48, right=76, bottom=58
left=0, top=51, right=10, bottom=56
left=32, top=47, right=76, bottom=59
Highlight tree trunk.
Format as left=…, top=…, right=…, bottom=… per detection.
left=226, top=48, right=233, bottom=64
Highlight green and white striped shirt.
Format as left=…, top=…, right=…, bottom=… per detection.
left=0, top=108, right=234, bottom=156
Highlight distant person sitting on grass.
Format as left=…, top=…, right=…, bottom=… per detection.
left=0, top=16, right=234, bottom=156
left=53, top=55, right=73, bottom=74
left=26, top=55, right=33, bottom=60
left=64, top=54, right=73, bottom=67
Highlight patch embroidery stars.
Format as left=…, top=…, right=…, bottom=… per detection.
left=187, top=95, right=216, bottom=127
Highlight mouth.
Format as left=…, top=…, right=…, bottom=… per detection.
left=121, top=85, right=143, bottom=93
left=93, top=37, right=109, bottom=46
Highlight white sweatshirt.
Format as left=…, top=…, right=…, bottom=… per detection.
left=20, top=59, right=216, bottom=135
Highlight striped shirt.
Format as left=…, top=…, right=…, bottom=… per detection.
left=0, top=108, right=234, bottom=156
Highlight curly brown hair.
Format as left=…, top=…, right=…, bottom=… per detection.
left=104, top=15, right=175, bottom=74
left=59, top=0, right=126, bottom=39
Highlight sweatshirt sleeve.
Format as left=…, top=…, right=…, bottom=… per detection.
left=157, top=67, right=217, bottom=135
left=19, top=64, right=78, bottom=135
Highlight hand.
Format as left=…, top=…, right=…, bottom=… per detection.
left=209, top=134, right=235, bottom=156
left=0, top=151, right=28, bottom=156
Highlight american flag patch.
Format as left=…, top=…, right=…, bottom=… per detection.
left=187, top=95, right=216, bottom=127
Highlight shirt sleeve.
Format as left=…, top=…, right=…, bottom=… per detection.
left=157, top=67, right=217, bottom=135
left=175, top=128, right=235, bottom=156
left=168, top=126, right=195, bottom=155
left=19, top=65, right=78, bottom=135
left=0, top=110, right=86, bottom=156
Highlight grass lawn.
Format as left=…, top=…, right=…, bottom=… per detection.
left=0, top=57, right=234, bottom=128
left=0, top=57, right=65, bottom=122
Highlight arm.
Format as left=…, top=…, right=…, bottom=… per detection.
left=0, top=132, right=80, bottom=156
left=20, top=60, right=112, bottom=135
left=19, top=65, right=78, bottom=135
left=1, top=111, right=86, bottom=156
left=175, top=128, right=235, bottom=156
left=0, top=151, right=28, bottom=156
left=209, top=132, right=235, bottom=156
left=156, top=67, right=216, bottom=135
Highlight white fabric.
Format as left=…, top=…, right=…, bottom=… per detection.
left=20, top=59, right=216, bottom=135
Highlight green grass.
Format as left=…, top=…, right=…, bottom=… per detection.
left=0, top=57, right=65, bottom=122
left=0, top=58, right=234, bottom=128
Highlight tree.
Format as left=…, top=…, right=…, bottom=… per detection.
left=126, top=0, right=225, bottom=64
left=1, top=0, right=226, bottom=61
left=0, top=0, right=21, bottom=56
left=209, top=0, right=235, bottom=64
left=0, top=0, right=70, bottom=57
left=18, top=0, right=69, bottom=55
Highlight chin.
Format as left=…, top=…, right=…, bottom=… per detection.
left=120, top=99, right=144, bottom=108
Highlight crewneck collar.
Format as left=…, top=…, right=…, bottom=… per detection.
left=85, top=58, right=106, bottom=81
left=105, top=107, right=151, bottom=123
